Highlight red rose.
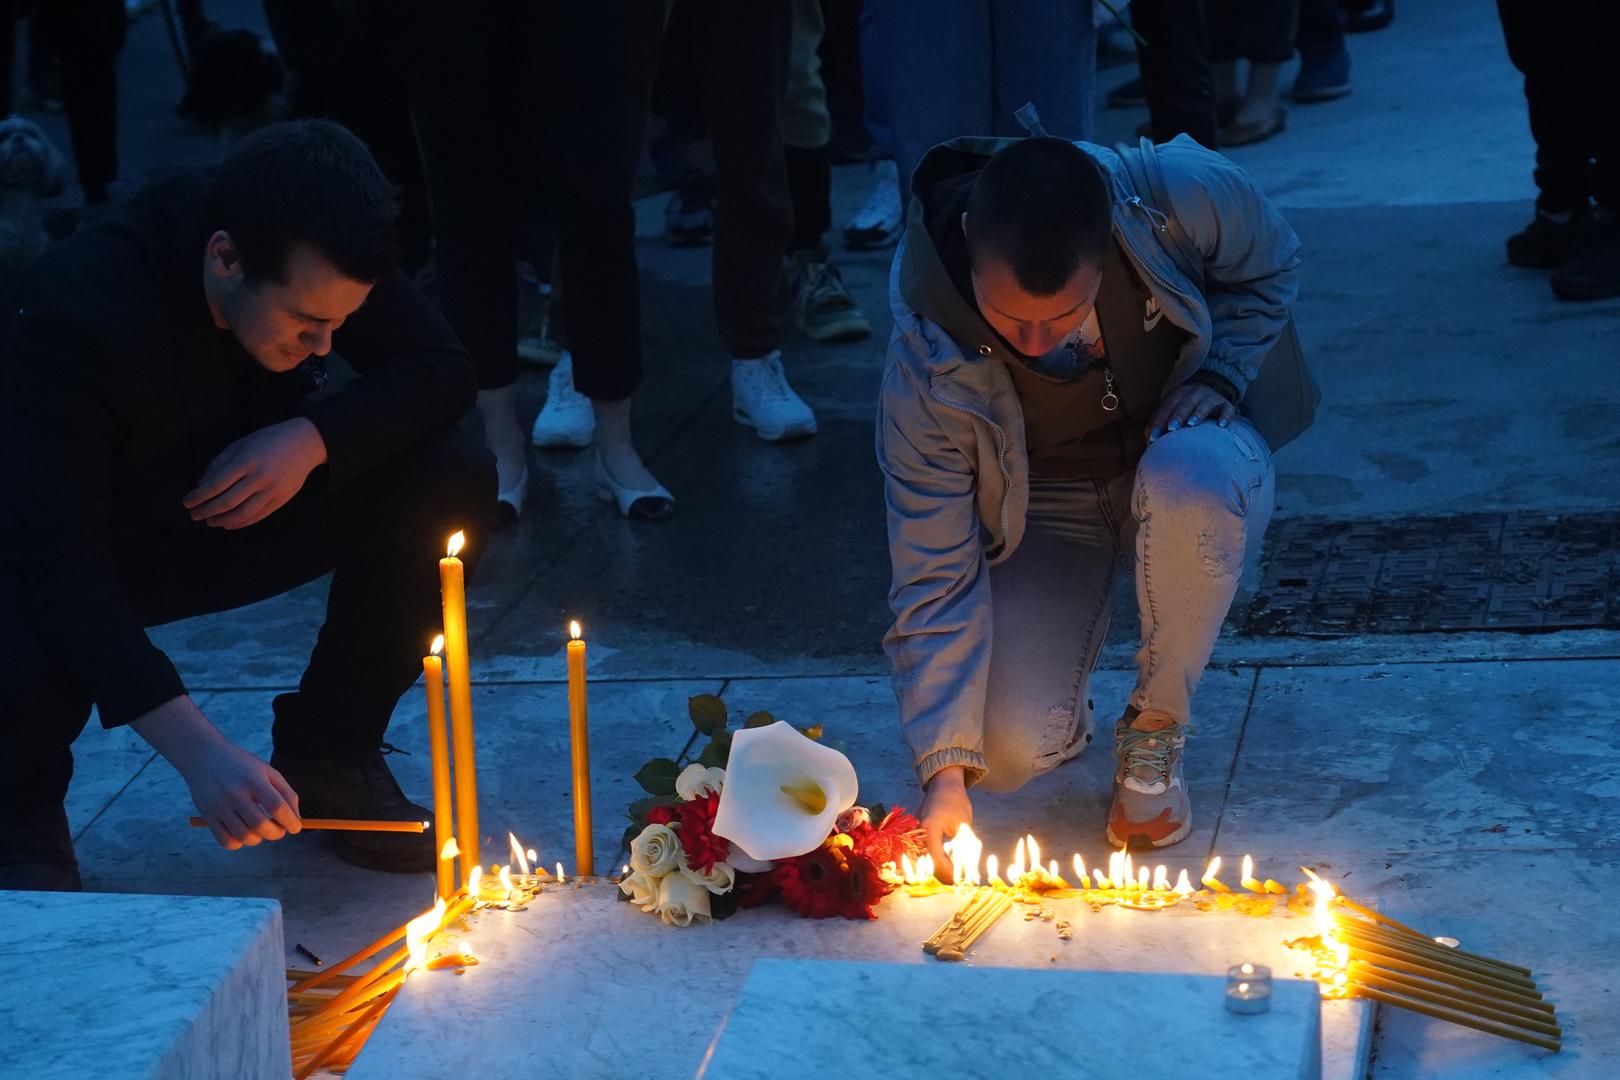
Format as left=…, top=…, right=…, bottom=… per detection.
left=846, top=807, right=927, bottom=869
left=675, top=792, right=730, bottom=874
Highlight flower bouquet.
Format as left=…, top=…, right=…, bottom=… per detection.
left=618, top=695, right=926, bottom=927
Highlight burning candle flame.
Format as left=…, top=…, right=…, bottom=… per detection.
left=1172, top=868, right=1194, bottom=895
left=1047, top=859, right=1059, bottom=881
left=916, top=853, right=935, bottom=883
left=1072, top=853, right=1087, bottom=889
left=446, top=531, right=465, bottom=559
left=986, top=854, right=1001, bottom=886
left=1026, top=835, right=1042, bottom=873
left=942, top=823, right=983, bottom=886
left=1241, top=853, right=1265, bottom=892
left=1136, top=865, right=1150, bottom=890
left=1302, top=867, right=1350, bottom=981
left=569, top=621, right=582, bottom=641
left=509, top=833, right=530, bottom=876
left=1201, top=855, right=1229, bottom=892
left=527, top=848, right=538, bottom=864
left=404, top=896, right=448, bottom=974
left=467, top=864, right=483, bottom=900
left=430, top=634, right=444, bottom=656
left=439, top=837, right=459, bottom=862
left=556, top=862, right=566, bottom=883
left=1153, top=864, right=1170, bottom=891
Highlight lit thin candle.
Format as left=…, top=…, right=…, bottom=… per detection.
left=440, top=531, right=480, bottom=879
left=423, top=636, right=455, bottom=900
left=566, top=621, right=594, bottom=877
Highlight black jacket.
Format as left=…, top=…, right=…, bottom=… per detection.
left=0, top=170, right=477, bottom=726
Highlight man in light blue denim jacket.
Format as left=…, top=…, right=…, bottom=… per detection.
left=877, top=135, right=1306, bottom=872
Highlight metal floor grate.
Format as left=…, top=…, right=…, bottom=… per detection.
left=1241, top=512, right=1620, bottom=635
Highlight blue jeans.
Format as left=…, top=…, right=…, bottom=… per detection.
left=978, top=420, right=1275, bottom=792
left=868, top=0, right=1098, bottom=192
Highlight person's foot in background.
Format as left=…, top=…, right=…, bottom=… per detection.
left=1341, top=0, right=1394, bottom=33
left=1216, top=60, right=1287, bottom=146
left=844, top=158, right=902, bottom=250
left=1551, top=207, right=1620, bottom=301
left=516, top=261, right=562, bottom=367
left=789, top=246, right=871, bottom=343
left=1507, top=203, right=1588, bottom=269
left=664, top=169, right=716, bottom=247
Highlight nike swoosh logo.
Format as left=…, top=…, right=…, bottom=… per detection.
left=1144, top=299, right=1164, bottom=332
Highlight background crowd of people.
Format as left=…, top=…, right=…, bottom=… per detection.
left=2, top=0, right=1614, bottom=534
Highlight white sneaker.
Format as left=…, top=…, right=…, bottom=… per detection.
left=530, top=352, right=596, bottom=449
left=731, top=352, right=818, bottom=442
left=843, top=158, right=903, bottom=250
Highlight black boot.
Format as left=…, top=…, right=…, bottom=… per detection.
left=1507, top=207, right=1586, bottom=268
left=270, top=746, right=436, bottom=873
left=0, top=802, right=83, bottom=891
left=1551, top=208, right=1620, bottom=300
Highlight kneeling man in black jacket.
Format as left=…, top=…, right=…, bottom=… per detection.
left=0, top=121, right=495, bottom=889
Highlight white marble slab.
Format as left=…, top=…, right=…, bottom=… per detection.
left=348, top=885, right=1369, bottom=1080
left=0, top=891, right=291, bottom=1080
left=699, top=959, right=1321, bottom=1079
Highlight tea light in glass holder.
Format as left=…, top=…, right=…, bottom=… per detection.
left=1225, top=962, right=1272, bottom=1014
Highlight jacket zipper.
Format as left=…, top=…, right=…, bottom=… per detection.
left=926, top=385, right=1014, bottom=553
left=1115, top=197, right=1190, bottom=306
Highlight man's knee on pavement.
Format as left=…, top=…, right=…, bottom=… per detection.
left=1135, top=425, right=1260, bottom=523
left=978, top=704, right=1078, bottom=794
left=403, top=424, right=497, bottom=520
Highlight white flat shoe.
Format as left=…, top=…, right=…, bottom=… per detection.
left=594, top=453, right=673, bottom=521
left=494, top=466, right=527, bottom=528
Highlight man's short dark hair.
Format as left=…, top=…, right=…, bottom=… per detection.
left=965, top=138, right=1113, bottom=297
left=207, top=119, right=398, bottom=285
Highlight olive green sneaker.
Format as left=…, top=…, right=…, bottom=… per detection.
left=789, top=246, right=871, bottom=343
left=1107, top=707, right=1192, bottom=850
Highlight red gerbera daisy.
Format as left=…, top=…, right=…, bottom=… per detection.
left=773, top=844, right=850, bottom=919
left=675, top=792, right=729, bottom=873
left=847, top=806, right=927, bottom=869
left=839, top=852, right=897, bottom=920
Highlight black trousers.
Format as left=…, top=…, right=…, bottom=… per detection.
left=1498, top=0, right=1620, bottom=213
left=1208, top=0, right=1298, bottom=65
left=661, top=0, right=794, bottom=360
left=1132, top=0, right=1218, bottom=149
left=0, top=425, right=494, bottom=813
left=31, top=1, right=124, bottom=203
left=405, top=3, right=662, bottom=397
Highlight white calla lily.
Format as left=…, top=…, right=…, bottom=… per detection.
left=711, top=721, right=858, bottom=860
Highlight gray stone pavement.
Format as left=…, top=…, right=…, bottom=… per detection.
left=17, top=1, right=1620, bottom=1076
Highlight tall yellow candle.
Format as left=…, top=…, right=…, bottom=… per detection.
left=440, top=531, right=479, bottom=879
left=567, top=621, right=594, bottom=877
left=423, top=636, right=455, bottom=901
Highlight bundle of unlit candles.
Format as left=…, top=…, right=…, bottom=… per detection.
left=924, top=887, right=1015, bottom=962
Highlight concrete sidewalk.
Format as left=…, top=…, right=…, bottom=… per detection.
left=18, top=1, right=1619, bottom=1076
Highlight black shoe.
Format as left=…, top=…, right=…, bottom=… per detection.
left=270, top=746, right=436, bottom=873
left=1550, top=208, right=1620, bottom=301
left=1343, top=0, right=1393, bottom=33
left=1507, top=208, right=1587, bottom=269
left=1107, top=77, right=1146, bottom=109
left=663, top=170, right=716, bottom=247
left=0, top=802, right=83, bottom=891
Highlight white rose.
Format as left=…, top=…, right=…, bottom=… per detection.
left=680, top=859, right=736, bottom=896
left=617, top=870, right=659, bottom=912
left=836, top=806, right=871, bottom=832
left=629, top=823, right=682, bottom=878
left=675, top=764, right=727, bottom=801
left=657, top=870, right=712, bottom=927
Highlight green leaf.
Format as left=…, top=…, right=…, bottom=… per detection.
left=697, top=738, right=730, bottom=768
left=688, top=694, right=728, bottom=736
left=633, top=757, right=682, bottom=796
left=797, top=724, right=824, bottom=741
left=628, top=795, right=678, bottom=822
left=868, top=803, right=888, bottom=825
left=743, top=710, right=776, bottom=729
left=619, top=824, right=641, bottom=858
